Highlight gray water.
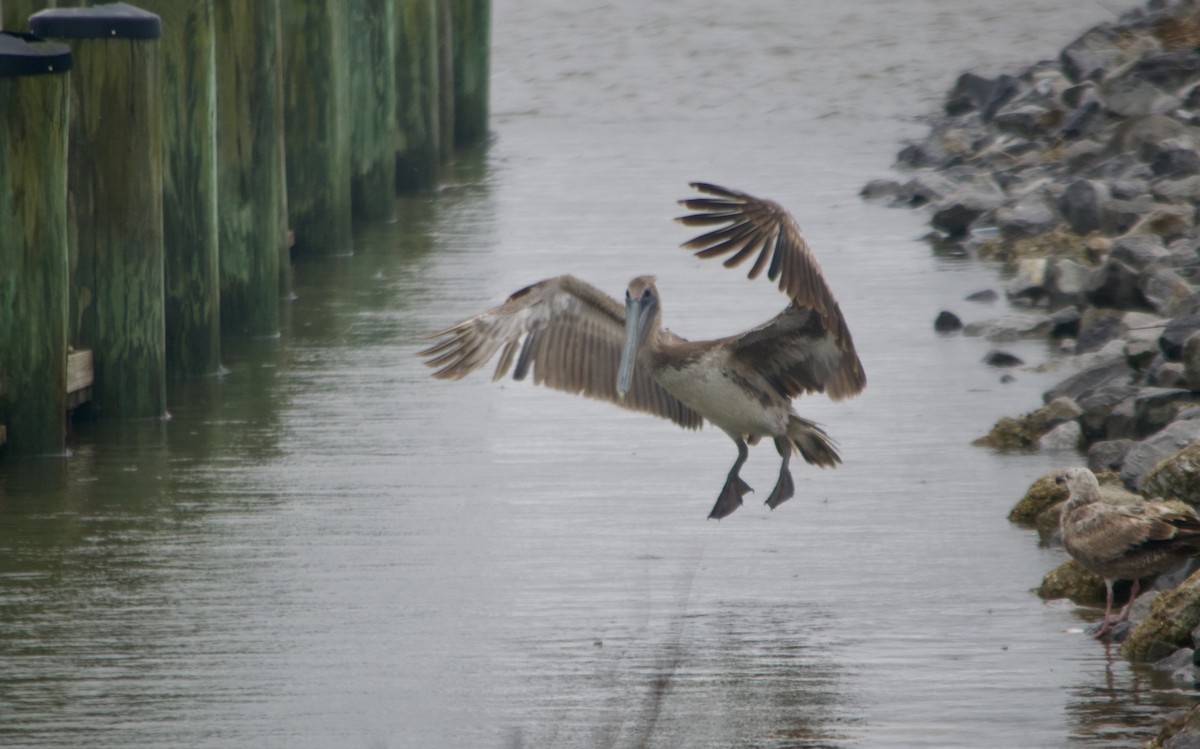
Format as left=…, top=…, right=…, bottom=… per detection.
left=2, top=1, right=1192, bottom=747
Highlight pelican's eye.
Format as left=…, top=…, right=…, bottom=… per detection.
left=625, top=289, right=632, bottom=301
left=641, top=288, right=653, bottom=300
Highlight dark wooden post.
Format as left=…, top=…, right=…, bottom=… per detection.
left=281, top=0, right=352, bottom=255
left=212, top=0, right=286, bottom=338
left=449, top=0, right=487, bottom=147
left=348, top=0, right=397, bottom=222
left=31, top=4, right=167, bottom=420
left=394, top=0, right=439, bottom=191
left=435, top=0, right=453, bottom=164
left=139, top=0, right=220, bottom=376
left=0, top=32, right=72, bottom=455
left=1, top=1, right=52, bottom=31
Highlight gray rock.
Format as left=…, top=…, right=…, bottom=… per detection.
left=993, top=104, right=1056, bottom=138
left=1109, top=114, right=1190, bottom=162
left=1075, top=310, right=1128, bottom=353
left=931, top=191, right=1002, bottom=237
left=1145, top=441, right=1200, bottom=506
left=1153, top=647, right=1196, bottom=673
left=1184, top=332, right=1200, bottom=391
left=1135, top=387, right=1196, bottom=437
left=1153, top=147, right=1200, bottom=179
left=860, top=179, right=906, bottom=202
left=934, top=310, right=963, bottom=332
left=1111, top=234, right=1169, bottom=269
left=1063, top=139, right=1105, bottom=173
left=966, top=289, right=998, bottom=303
left=897, top=172, right=956, bottom=207
left=1154, top=175, right=1200, bottom=204
left=1162, top=313, right=1200, bottom=360
left=1057, top=179, right=1109, bottom=235
left=1044, top=355, right=1133, bottom=403
left=1006, top=258, right=1049, bottom=301
left=1086, top=258, right=1151, bottom=311
left=1079, top=385, right=1140, bottom=440
left=1122, top=419, right=1200, bottom=490
left=1039, top=420, right=1082, bottom=450
left=984, top=350, right=1024, bottom=368
left=1141, top=267, right=1195, bottom=317
left=1060, top=98, right=1105, bottom=140
left=1131, top=51, right=1200, bottom=93
left=1046, top=259, right=1092, bottom=309
left=995, top=195, right=1059, bottom=239
left=1103, top=197, right=1156, bottom=236
left=1060, top=24, right=1124, bottom=83
left=896, top=139, right=948, bottom=169
left=1154, top=361, right=1189, bottom=389
left=1126, top=337, right=1161, bottom=372
left=1100, top=73, right=1181, bottom=117
left=1088, top=438, right=1134, bottom=473
left=944, top=72, right=1020, bottom=119
left=1050, top=306, right=1083, bottom=338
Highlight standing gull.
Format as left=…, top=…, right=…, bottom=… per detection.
left=418, top=182, right=866, bottom=519
left=1057, top=466, right=1200, bottom=638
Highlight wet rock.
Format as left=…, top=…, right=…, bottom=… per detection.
left=1154, top=175, right=1200, bottom=204
left=1162, top=314, right=1200, bottom=360
left=1051, top=306, right=1083, bottom=338
left=1100, top=72, right=1181, bottom=117
left=980, top=397, right=1084, bottom=451
left=1127, top=338, right=1162, bottom=372
left=1060, top=24, right=1124, bottom=83
left=993, top=104, right=1057, bottom=138
left=1122, top=419, right=1200, bottom=490
left=1089, top=438, right=1135, bottom=473
left=944, top=71, right=1020, bottom=119
left=966, top=289, right=998, bottom=303
left=1010, top=470, right=1069, bottom=525
left=1038, top=558, right=1109, bottom=604
left=1113, top=234, right=1170, bottom=269
left=1057, top=179, right=1110, bottom=235
left=1153, top=146, right=1200, bottom=178
left=994, top=195, right=1059, bottom=239
left=1044, top=355, right=1134, bottom=403
left=1060, top=98, right=1105, bottom=141
left=1185, top=333, right=1200, bottom=391
left=1086, top=257, right=1152, bottom=311
left=931, top=191, right=1002, bottom=237
left=1145, top=702, right=1200, bottom=749
left=1144, top=441, right=1200, bottom=505
left=1110, top=114, right=1191, bottom=162
left=860, top=178, right=905, bottom=202
left=1153, top=361, right=1189, bottom=389
left=1040, top=420, right=1082, bottom=450
left=934, top=310, right=963, bottom=332
left=1122, top=569, right=1200, bottom=662
left=1079, top=384, right=1140, bottom=440
left=1063, top=138, right=1105, bottom=172
left=1142, top=267, right=1195, bottom=317
left=984, top=350, right=1024, bottom=368
left=1134, top=388, right=1198, bottom=437
left=1075, top=311, right=1127, bottom=353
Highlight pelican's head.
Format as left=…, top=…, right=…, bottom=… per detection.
left=617, top=275, right=661, bottom=400
left=1056, top=466, right=1101, bottom=510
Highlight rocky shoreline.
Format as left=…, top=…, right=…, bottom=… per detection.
left=865, top=1, right=1200, bottom=745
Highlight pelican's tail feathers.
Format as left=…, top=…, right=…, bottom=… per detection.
left=787, top=415, right=841, bottom=468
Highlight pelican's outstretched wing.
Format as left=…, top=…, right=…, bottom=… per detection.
left=676, top=182, right=866, bottom=400
left=418, top=275, right=703, bottom=429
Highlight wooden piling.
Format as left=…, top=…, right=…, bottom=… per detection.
left=1, top=1, right=52, bottom=31
left=394, top=0, right=440, bottom=191
left=0, top=32, right=72, bottom=455
left=348, top=0, right=397, bottom=222
left=31, top=4, right=167, bottom=421
left=435, top=0, right=454, bottom=165
left=449, top=0, right=488, bottom=147
left=138, top=0, right=220, bottom=376
left=212, top=0, right=286, bottom=338
left=281, top=0, right=352, bottom=255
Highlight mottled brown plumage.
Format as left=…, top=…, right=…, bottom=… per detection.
left=1057, top=466, right=1200, bottom=638
left=419, top=183, right=865, bottom=519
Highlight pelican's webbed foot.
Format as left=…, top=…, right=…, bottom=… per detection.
left=765, top=468, right=794, bottom=510
left=765, top=436, right=795, bottom=510
left=708, top=474, right=752, bottom=520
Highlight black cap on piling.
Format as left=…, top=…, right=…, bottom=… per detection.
left=0, top=31, right=72, bottom=77
left=29, top=2, right=162, bottom=41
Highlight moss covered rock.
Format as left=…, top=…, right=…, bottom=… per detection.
left=1010, top=472, right=1069, bottom=525
left=1143, top=440, right=1200, bottom=506
left=1037, top=558, right=1108, bottom=605
left=1122, top=568, right=1200, bottom=662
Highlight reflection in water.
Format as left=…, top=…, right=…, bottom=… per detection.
left=1066, top=647, right=1196, bottom=748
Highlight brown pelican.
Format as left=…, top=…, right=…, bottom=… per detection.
left=1057, top=466, right=1200, bottom=638
left=419, top=183, right=866, bottom=519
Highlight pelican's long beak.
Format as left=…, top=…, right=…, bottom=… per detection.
left=617, top=293, right=653, bottom=400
